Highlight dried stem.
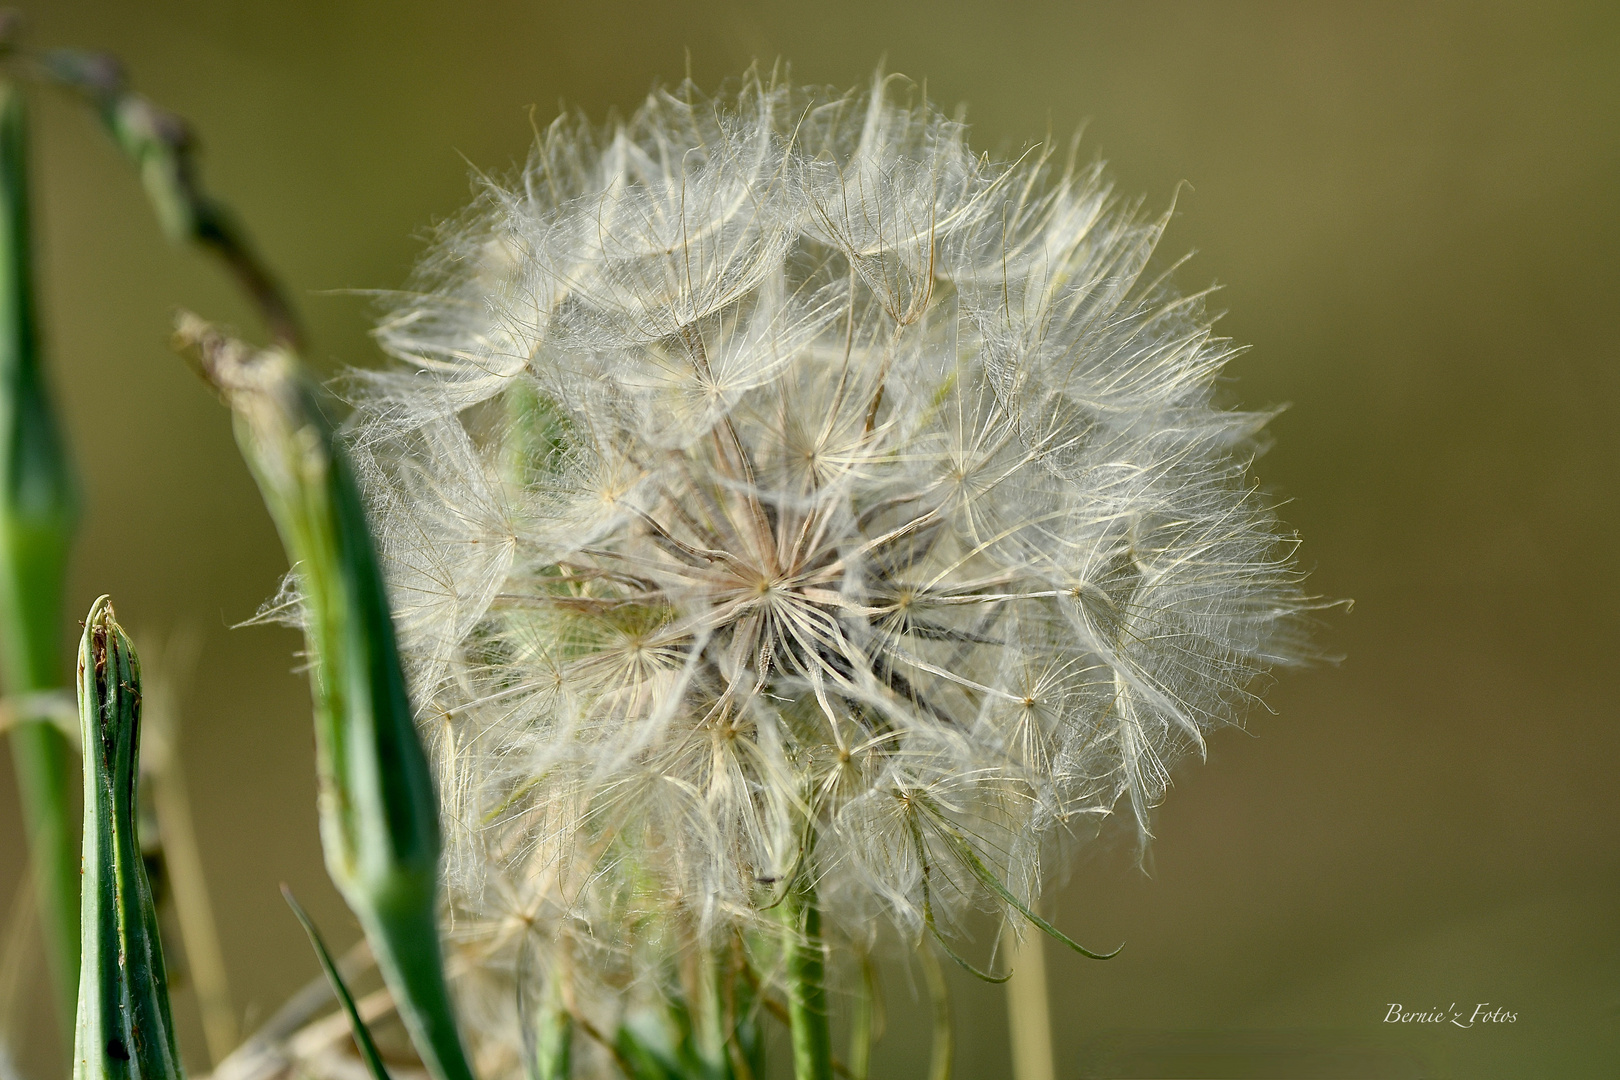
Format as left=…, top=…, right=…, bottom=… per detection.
left=0, top=19, right=304, bottom=350
left=153, top=748, right=238, bottom=1062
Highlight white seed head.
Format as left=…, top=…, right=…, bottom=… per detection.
left=337, top=69, right=1313, bottom=1066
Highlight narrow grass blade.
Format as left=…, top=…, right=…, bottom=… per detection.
left=73, top=596, right=183, bottom=1080
left=0, top=77, right=79, bottom=1036
left=175, top=317, right=474, bottom=1080
left=612, top=1025, right=682, bottom=1080
left=532, top=1005, right=571, bottom=1080
left=282, top=885, right=392, bottom=1080
left=906, top=812, right=1010, bottom=984
left=153, top=749, right=238, bottom=1063
left=142, top=631, right=238, bottom=1065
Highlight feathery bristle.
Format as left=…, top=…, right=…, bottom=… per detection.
left=323, top=68, right=1313, bottom=1072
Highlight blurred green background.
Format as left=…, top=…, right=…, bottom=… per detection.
left=2, top=1, right=1616, bottom=1077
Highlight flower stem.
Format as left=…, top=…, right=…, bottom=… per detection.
left=0, top=78, right=79, bottom=1040
left=778, top=878, right=832, bottom=1080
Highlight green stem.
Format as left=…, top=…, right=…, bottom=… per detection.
left=778, top=879, right=832, bottom=1080
left=531, top=987, right=571, bottom=1080
left=0, top=78, right=79, bottom=1039
left=358, top=896, right=472, bottom=1080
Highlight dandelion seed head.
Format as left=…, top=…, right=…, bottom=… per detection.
left=339, top=68, right=1313, bottom=1060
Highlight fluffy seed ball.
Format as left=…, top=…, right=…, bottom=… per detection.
left=342, top=70, right=1311, bottom=1037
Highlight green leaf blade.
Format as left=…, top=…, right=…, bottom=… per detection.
left=282, top=885, right=393, bottom=1080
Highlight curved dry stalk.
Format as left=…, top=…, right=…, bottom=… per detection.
left=0, top=27, right=304, bottom=350
left=140, top=629, right=239, bottom=1066
left=0, top=863, right=37, bottom=1066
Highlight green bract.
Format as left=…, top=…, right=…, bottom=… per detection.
left=177, top=317, right=473, bottom=1080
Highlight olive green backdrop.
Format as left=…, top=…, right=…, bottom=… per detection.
left=2, top=2, right=1615, bottom=1077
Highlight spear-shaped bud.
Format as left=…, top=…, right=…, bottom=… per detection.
left=174, top=314, right=474, bottom=1080
left=73, top=596, right=183, bottom=1080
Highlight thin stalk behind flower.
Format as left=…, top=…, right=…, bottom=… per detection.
left=1002, top=924, right=1054, bottom=1080
left=846, top=955, right=876, bottom=1080
left=917, top=947, right=952, bottom=1080
left=175, top=315, right=474, bottom=1080
left=515, top=938, right=571, bottom=1080
left=0, top=78, right=78, bottom=1037
left=73, top=596, right=183, bottom=1080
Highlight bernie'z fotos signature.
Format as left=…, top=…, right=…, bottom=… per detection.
left=1384, top=1003, right=1517, bottom=1028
